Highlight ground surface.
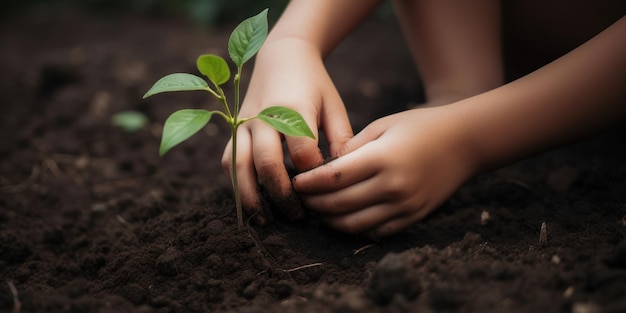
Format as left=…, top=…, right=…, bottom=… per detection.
left=1, top=12, right=626, bottom=313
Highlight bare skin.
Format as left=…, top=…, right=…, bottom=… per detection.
left=222, top=0, right=381, bottom=224
left=294, top=15, right=626, bottom=237
left=223, top=0, right=626, bottom=236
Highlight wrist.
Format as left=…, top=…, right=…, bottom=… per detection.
left=408, top=106, right=483, bottom=182
left=445, top=90, right=535, bottom=175
left=258, top=35, right=324, bottom=61
left=430, top=104, right=490, bottom=178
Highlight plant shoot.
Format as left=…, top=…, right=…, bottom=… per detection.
left=143, top=9, right=315, bottom=229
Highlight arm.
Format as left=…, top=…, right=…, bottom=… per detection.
left=267, top=0, right=384, bottom=57
left=293, top=16, right=626, bottom=237
left=222, top=0, right=383, bottom=224
left=461, top=15, right=626, bottom=173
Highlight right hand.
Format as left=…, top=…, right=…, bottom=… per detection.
left=221, top=38, right=353, bottom=224
left=293, top=106, right=477, bottom=237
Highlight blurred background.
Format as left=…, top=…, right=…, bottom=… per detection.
left=2, top=0, right=291, bottom=26
left=0, top=0, right=410, bottom=163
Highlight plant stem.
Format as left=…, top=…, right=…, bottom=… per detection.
left=215, top=86, right=232, bottom=120
left=230, top=123, right=244, bottom=229
left=231, top=65, right=244, bottom=229
left=234, top=66, right=242, bottom=118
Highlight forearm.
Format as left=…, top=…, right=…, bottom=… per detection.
left=265, top=0, right=383, bottom=57
left=457, top=16, right=626, bottom=172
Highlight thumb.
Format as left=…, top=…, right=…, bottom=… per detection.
left=321, top=100, right=354, bottom=158
left=335, top=121, right=384, bottom=157
left=285, top=135, right=324, bottom=172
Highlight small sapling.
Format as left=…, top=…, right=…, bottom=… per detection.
left=143, top=9, right=315, bottom=229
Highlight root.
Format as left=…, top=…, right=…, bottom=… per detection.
left=6, top=280, right=21, bottom=313
left=353, top=243, right=377, bottom=255
left=283, top=262, right=323, bottom=273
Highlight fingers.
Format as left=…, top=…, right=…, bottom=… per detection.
left=223, top=122, right=308, bottom=223
left=324, top=203, right=431, bottom=237
left=369, top=212, right=428, bottom=238
left=251, top=122, right=306, bottom=220
left=301, top=175, right=385, bottom=215
left=321, top=93, right=354, bottom=158
left=324, top=204, right=394, bottom=235
left=221, top=129, right=268, bottom=225
left=284, top=110, right=323, bottom=172
left=284, top=136, right=323, bottom=171
left=292, top=142, right=380, bottom=194
left=284, top=88, right=353, bottom=171
left=335, top=120, right=384, bottom=157
left=299, top=168, right=431, bottom=237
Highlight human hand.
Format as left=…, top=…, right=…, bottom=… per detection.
left=221, top=38, right=353, bottom=224
left=292, top=106, right=476, bottom=237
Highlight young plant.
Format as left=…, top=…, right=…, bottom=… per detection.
left=143, top=9, right=314, bottom=229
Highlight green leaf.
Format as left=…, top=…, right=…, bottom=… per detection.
left=160, top=109, right=212, bottom=156
left=257, top=106, right=315, bottom=139
left=228, top=9, right=268, bottom=67
left=143, top=73, right=209, bottom=99
left=197, top=54, right=230, bottom=86
left=112, top=110, right=149, bottom=132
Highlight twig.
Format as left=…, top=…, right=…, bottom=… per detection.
left=480, top=210, right=490, bottom=226
left=539, top=222, right=547, bottom=245
left=43, top=158, right=63, bottom=178
left=115, top=214, right=130, bottom=227
left=283, top=262, right=323, bottom=273
left=7, top=280, right=21, bottom=313
left=245, top=211, right=259, bottom=228
left=353, top=243, right=376, bottom=255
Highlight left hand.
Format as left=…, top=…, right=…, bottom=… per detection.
left=293, top=106, right=477, bottom=237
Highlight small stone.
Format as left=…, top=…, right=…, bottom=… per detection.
left=480, top=210, right=490, bottom=225
left=572, top=302, right=601, bottom=313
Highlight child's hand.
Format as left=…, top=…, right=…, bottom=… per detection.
left=221, top=38, right=353, bottom=224
left=293, top=107, right=476, bottom=237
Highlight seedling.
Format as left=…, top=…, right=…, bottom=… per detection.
left=143, top=9, right=314, bottom=229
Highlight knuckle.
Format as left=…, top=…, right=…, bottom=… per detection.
left=290, top=144, right=316, bottom=167
left=384, top=177, right=411, bottom=200
left=255, top=154, right=280, bottom=176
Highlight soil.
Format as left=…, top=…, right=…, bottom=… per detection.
left=2, top=11, right=626, bottom=313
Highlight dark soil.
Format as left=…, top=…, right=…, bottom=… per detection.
left=2, top=11, right=626, bottom=313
